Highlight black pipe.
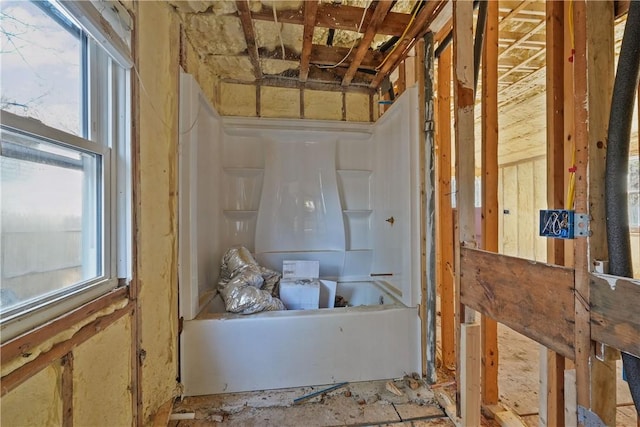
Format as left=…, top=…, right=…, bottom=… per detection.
left=474, top=0, right=488, bottom=93
left=605, top=0, right=640, bottom=413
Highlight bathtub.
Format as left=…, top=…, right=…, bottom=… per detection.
left=180, top=280, right=420, bottom=396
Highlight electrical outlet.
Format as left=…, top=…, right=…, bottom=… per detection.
left=539, top=209, right=576, bottom=239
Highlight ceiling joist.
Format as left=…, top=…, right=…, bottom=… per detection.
left=300, top=0, right=319, bottom=82
left=235, top=0, right=262, bottom=79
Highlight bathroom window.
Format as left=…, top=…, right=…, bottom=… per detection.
left=0, top=0, right=131, bottom=341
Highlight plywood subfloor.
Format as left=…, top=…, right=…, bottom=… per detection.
left=168, top=379, right=455, bottom=426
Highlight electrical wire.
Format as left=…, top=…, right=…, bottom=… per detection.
left=566, top=0, right=576, bottom=210
left=317, top=0, right=371, bottom=69
left=375, top=1, right=421, bottom=71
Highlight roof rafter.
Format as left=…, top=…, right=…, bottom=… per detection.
left=370, top=0, right=447, bottom=89
left=342, top=0, right=394, bottom=87
left=300, top=0, right=319, bottom=82
left=235, top=0, right=262, bottom=79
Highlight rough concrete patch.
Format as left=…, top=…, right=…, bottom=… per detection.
left=261, top=58, right=299, bottom=75
left=186, top=14, right=246, bottom=55
left=205, top=55, right=256, bottom=81
left=255, top=21, right=303, bottom=54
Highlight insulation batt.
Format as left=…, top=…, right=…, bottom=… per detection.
left=218, top=246, right=285, bottom=314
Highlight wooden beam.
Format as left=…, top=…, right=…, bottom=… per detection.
left=453, top=1, right=479, bottom=423
left=436, top=44, right=455, bottom=371
left=591, top=274, right=640, bottom=357
left=498, top=20, right=546, bottom=60
left=249, top=3, right=411, bottom=37
left=235, top=0, right=262, bottom=79
left=61, top=353, right=74, bottom=427
left=0, top=287, right=129, bottom=362
left=311, top=44, right=383, bottom=70
left=480, top=0, right=499, bottom=407
left=460, top=248, right=576, bottom=360
left=1, top=304, right=133, bottom=397
left=498, top=49, right=545, bottom=81
left=543, top=1, right=565, bottom=425
left=571, top=0, right=591, bottom=419
left=460, top=323, right=481, bottom=427
left=586, top=2, right=617, bottom=424
left=370, top=0, right=446, bottom=89
left=342, top=1, right=394, bottom=86
left=499, top=1, right=536, bottom=29
left=299, top=0, right=319, bottom=82
left=222, top=76, right=374, bottom=95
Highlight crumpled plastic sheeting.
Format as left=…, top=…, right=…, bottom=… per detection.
left=218, top=246, right=285, bottom=314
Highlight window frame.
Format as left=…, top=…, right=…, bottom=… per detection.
left=0, top=5, right=130, bottom=341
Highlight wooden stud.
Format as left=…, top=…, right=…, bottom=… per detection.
left=480, top=0, right=499, bottom=407
left=436, top=44, right=455, bottom=371
left=453, top=0, right=479, bottom=422
left=341, top=91, right=346, bottom=121
left=571, top=1, right=591, bottom=421
left=460, top=323, right=481, bottom=427
left=1, top=305, right=133, bottom=397
left=543, top=1, right=566, bottom=425
left=61, top=352, right=74, bottom=427
left=342, top=0, right=394, bottom=87
left=300, top=88, right=305, bottom=119
left=369, top=92, right=374, bottom=122
left=299, top=0, right=319, bottom=82
left=585, top=2, right=617, bottom=425
left=235, top=0, right=262, bottom=79
left=421, top=33, right=437, bottom=384
left=563, top=0, right=575, bottom=267
left=397, top=61, right=406, bottom=95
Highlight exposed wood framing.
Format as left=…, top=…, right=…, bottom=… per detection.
left=61, top=352, right=74, bottom=427
left=460, top=249, right=576, bottom=360
left=311, top=45, right=383, bottom=70
left=397, top=61, right=406, bottom=94
left=460, top=323, right=481, bottom=427
left=222, top=77, right=374, bottom=95
left=0, top=287, right=129, bottom=362
left=543, top=1, right=565, bottom=425
left=421, top=33, right=437, bottom=385
left=453, top=1, right=479, bottom=423
left=235, top=0, right=262, bottom=79
left=591, top=274, right=640, bottom=357
left=436, top=44, right=455, bottom=371
left=499, top=1, right=535, bottom=29
left=571, top=0, right=591, bottom=417
left=299, top=0, right=319, bottom=82
left=498, top=20, right=546, bottom=60
left=370, top=0, right=446, bottom=89
left=249, top=3, right=411, bottom=37
left=480, top=0, right=499, bottom=407
left=1, top=305, right=134, bottom=397
left=585, top=2, right=617, bottom=425
left=343, top=1, right=394, bottom=87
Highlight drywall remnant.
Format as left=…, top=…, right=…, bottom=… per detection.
left=1, top=364, right=62, bottom=426
left=260, top=86, right=300, bottom=118
left=305, top=90, right=342, bottom=120
left=220, top=82, right=257, bottom=117
left=345, top=92, right=370, bottom=122
left=185, top=14, right=246, bottom=56
left=73, top=315, right=133, bottom=427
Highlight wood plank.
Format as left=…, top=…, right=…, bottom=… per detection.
left=543, top=2, right=566, bottom=425
left=299, top=0, right=319, bottom=82
left=453, top=0, right=478, bottom=422
left=342, top=1, right=393, bottom=87
left=222, top=76, right=374, bottom=95
left=311, top=45, right=383, bottom=70
left=61, top=352, right=73, bottom=427
left=480, top=0, right=499, bottom=407
left=499, top=1, right=535, bottom=29
left=436, top=44, right=455, bottom=371
left=516, top=162, right=534, bottom=260
left=498, top=20, right=546, bottom=60
left=1, top=287, right=129, bottom=362
left=460, top=248, right=575, bottom=359
left=370, top=0, right=447, bottom=89
left=591, top=274, right=640, bottom=357
left=585, top=2, right=617, bottom=425
left=235, top=0, right=262, bottom=79
left=461, top=323, right=481, bottom=427
left=571, top=0, right=591, bottom=416
left=249, top=3, right=411, bottom=37
left=1, top=304, right=133, bottom=397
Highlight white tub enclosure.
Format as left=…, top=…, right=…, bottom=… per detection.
left=178, top=73, right=424, bottom=396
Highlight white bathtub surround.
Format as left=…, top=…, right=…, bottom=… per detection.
left=178, top=72, right=423, bottom=396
